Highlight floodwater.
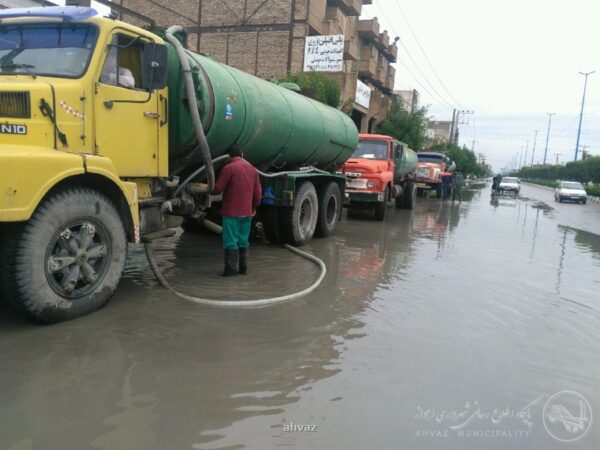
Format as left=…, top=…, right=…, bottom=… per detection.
left=1, top=181, right=599, bottom=450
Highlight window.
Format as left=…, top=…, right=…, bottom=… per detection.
left=100, top=34, right=144, bottom=90
left=0, top=23, right=98, bottom=78
left=354, top=140, right=388, bottom=160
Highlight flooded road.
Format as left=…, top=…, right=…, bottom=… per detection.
left=1, top=181, right=599, bottom=450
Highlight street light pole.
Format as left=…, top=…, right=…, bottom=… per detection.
left=530, top=130, right=539, bottom=166
left=543, top=113, right=555, bottom=165
left=574, top=71, right=595, bottom=161
left=522, top=139, right=529, bottom=167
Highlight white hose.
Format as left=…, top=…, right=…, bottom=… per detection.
left=145, top=242, right=327, bottom=308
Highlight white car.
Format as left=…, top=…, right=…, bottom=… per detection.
left=499, top=177, right=520, bottom=194
left=555, top=181, right=587, bottom=204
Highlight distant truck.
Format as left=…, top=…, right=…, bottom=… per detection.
left=341, top=134, right=418, bottom=220
left=414, top=152, right=456, bottom=197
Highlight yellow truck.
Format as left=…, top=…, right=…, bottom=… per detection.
left=0, top=6, right=357, bottom=323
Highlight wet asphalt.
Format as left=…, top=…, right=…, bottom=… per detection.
left=1, top=181, right=599, bottom=450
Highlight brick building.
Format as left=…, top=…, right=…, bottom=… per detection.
left=111, top=0, right=397, bottom=133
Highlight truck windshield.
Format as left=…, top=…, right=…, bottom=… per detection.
left=418, top=154, right=444, bottom=163
left=0, top=23, right=98, bottom=78
left=354, top=141, right=388, bottom=160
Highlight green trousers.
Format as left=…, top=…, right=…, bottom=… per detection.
left=222, top=216, right=252, bottom=249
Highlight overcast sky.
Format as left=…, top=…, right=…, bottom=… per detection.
left=362, top=0, right=599, bottom=171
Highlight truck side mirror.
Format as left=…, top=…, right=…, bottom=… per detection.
left=394, top=144, right=403, bottom=159
left=141, top=43, right=168, bottom=91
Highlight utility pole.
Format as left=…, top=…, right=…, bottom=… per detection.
left=450, top=109, right=457, bottom=145
left=530, top=130, right=539, bottom=166
left=449, top=110, right=473, bottom=145
left=554, top=152, right=561, bottom=166
left=543, top=113, right=556, bottom=165
left=580, top=144, right=589, bottom=160
left=522, top=139, right=529, bottom=167
left=574, top=71, right=595, bottom=161
left=471, top=140, right=475, bottom=152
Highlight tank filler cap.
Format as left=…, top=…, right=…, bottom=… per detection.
left=0, top=6, right=98, bottom=22
left=278, top=82, right=301, bottom=92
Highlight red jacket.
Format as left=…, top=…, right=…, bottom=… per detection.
left=213, top=157, right=262, bottom=217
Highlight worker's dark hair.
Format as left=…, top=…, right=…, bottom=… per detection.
left=228, top=144, right=243, bottom=158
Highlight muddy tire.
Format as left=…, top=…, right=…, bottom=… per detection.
left=2, top=188, right=127, bottom=324
left=374, top=188, right=389, bottom=221
left=282, top=181, right=318, bottom=246
left=315, top=182, right=341, bottom=238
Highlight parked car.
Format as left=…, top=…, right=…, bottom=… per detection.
left=555, top=181, right=588, bottom=204
left=499, top=177, right=520, bottom=194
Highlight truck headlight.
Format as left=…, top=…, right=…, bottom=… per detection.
left=367, top=181, right=375, bottom=188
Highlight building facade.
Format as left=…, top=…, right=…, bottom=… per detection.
left=395, top=89, right=420, bottom=113
left=112, top=0, right=396, bottom=133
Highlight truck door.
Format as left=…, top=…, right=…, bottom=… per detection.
left=94, top=32, right=160, bottom=177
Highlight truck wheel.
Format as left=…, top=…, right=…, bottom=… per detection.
left=397, top=182, right=416, bottom=210
left=315, top=182, right=341, bottom=238
left=2, top=188, right=127, bottom=323
left=374, top=188, right=389, bottom=221
left=282, top=181, right=318, bottom=246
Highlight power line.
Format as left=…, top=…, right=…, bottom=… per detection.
left=398, top=42, right=456, bottom=109
left=395, top=57, right=455, bottom=111
left=390, top=0, right=462, bottom=108
left=368, top=3, right=456, bottom=110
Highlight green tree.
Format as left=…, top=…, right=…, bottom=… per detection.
left=375, top=97, right=428, bottom=150
left=278, top=72, right=341, bottom=108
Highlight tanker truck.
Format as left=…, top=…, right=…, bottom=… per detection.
left=0, top=6, right=357, bottom=323
left=342, top=134, right=418, bottom=220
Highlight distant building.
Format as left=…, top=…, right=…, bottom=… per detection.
left=113, top=0, right=397, bottom=133
left=427, top=120, right=453, bottom=143
left=395, top=89, right=420, bottom=112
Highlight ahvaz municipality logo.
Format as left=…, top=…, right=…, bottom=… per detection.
left=543, top=390, right=592, bottom=442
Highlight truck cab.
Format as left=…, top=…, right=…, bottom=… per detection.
left=414, top=152, right=455, bottom=197
left=341, top=134, right=417, bottom=221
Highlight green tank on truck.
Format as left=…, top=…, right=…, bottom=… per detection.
left=0, top=7, right=357, bottom=323
left=162, top=36, right=358, bottom=246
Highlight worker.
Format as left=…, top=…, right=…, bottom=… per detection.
left=453, top=171, right=465, bottom=202
left=213, top=145, right=262, bottom=276
left=441, top=170, right=453, bottom=200
left=492, top=174, right=503, bottom=193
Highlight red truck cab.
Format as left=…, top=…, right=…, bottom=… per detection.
left=341, top=134, right=417, bottom=220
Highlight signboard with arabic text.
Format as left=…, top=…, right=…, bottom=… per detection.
left=303, top=35, right=344, bottom=72
left=355, top=79, right=372, bottom=109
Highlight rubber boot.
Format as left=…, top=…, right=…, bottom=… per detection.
left=239, top=247, right=248, bottom=275
left=220, top=249, right=238, bottom=277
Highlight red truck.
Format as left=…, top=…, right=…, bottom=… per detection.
left=341, top=134, right=418, bottom=220
left=414, top=152, right=456, bottom=197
